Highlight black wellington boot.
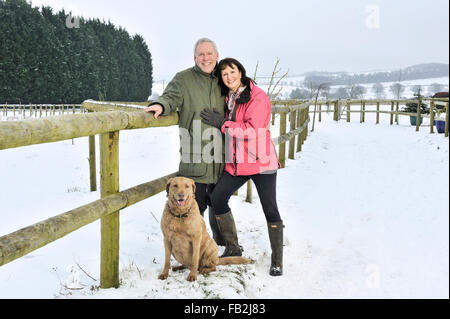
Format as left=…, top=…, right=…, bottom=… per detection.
left=267, top=221, right=284, bottom=276
left=215, top=211, right=242, bottom=257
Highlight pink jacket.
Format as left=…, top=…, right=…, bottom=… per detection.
left=221, top=82, right=280, bottom=176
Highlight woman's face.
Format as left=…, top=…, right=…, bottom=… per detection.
left=221, top=64, right=242, bottom=93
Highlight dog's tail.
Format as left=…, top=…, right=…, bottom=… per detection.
left=218, top=256, right=251, bottom=265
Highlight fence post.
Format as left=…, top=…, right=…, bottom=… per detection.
left=346, top=101, right=350, bottom=122
left=296, top=109, right=302, bottom=152
left=390, top=101, right=394, bottom=125
left=430, top=100, right=435, bottom=134
left=376, top=102, right=380, bottom=124
left=100, top=130, right=120, bottom=288
left=302, top=108, right=308, bottom=145
left=288, top=110, right=296, bottom=160
left=89, top=135, right=97, bottom=191
left=318, top=103, right=322, bottom=122
left=333, top=101, right=338, bottom=121
left=445, top=102, right=449, bottom=137
left=415, top=97, right=422, bottom=132
left=361, top=101, right=365, bottom=123
left=395, top=101, right=399, bottom=124
left=279, top=112, right=287, bottom=168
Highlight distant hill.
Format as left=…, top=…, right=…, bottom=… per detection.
left=303, top=63, right=449, bottom=85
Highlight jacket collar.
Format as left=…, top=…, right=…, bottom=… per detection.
left=236, top=80, right=253, bottom=104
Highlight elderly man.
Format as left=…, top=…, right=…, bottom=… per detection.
left=145, top=38, right=233, bottom=248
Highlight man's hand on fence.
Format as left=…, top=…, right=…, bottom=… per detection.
left=200, top=108, right=225, bottom=129
left=144, top=104, right=163, bottom=119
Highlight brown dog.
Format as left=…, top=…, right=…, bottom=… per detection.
left=158, top=176, right=250, bottom=281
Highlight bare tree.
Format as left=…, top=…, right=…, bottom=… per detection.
left=319, top=84, right=331, bottom=100
left=289, top=88, right=309, bottom=99
left=372, top=83, right=385, bottom=99
left=411, top=85, right=422, bottom=96
left=390, top=83, right=405, bottom=99
left=266, top=58, right=289, bottom=100
left=347, top=85, right=367, bottom=99
left=333, top=87, right=350, bottom=99
left=428, top=83, right=444, bottom=96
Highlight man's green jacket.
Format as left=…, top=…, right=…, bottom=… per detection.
left=150, top=65, right=225, bottom=184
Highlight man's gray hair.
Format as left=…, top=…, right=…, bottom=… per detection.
left=194, top=38, right=218, bottom=56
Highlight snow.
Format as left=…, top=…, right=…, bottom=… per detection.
left=255, top=76, right=449, bottom=100
left=0, top=108, right=448, bottom=299
left=153, top=76, right=449, bottom=101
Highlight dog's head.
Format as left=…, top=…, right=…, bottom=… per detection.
left=166, top=177, right=196, bottom=212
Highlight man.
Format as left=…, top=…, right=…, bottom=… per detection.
left=144, top=38, right=228, bottom=246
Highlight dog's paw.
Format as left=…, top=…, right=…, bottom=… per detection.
left=186, top=273, right=197, bottom=282
left=158, top=273, right=168, bottom=280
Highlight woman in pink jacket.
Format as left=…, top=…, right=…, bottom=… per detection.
left=200, top=58, right=283, bottom=276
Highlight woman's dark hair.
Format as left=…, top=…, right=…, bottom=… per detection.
left=215, top=58, right=255, bottom=97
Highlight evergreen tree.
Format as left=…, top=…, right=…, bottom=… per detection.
left=0, top=0, right=153, bottom=103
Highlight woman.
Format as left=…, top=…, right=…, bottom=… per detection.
left=200, top=57, right=283, bottom=276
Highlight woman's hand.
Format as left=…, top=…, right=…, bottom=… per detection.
left=200, top=108, right=225, bottom=129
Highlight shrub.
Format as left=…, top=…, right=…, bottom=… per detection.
left=401, top=101, right=430, bottom=114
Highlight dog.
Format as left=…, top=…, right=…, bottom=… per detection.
left=158, top=176, right=250, bottom=281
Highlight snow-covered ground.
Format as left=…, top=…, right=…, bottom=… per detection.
left=0, top=109, right=448, bottom=299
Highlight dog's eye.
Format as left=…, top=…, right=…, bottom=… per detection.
left=173, top=184, right=178, bottom=188
left=185, top=185, right=189, bottom=188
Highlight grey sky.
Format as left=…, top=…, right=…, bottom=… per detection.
left=30, top=0, right=449, bottom=80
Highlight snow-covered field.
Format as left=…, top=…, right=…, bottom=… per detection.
left=0, top=109, right=448, bottom=299
left=152, top=76, right=449, bottom=101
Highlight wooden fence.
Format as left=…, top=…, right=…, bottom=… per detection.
left=1, top=104, right=83, bottom=119
left=307, top=98, right=449, bottom=137
left=0, top=99, right=310, bottom=289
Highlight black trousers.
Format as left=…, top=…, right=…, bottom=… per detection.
left=195, top=182, right=215, bottom=216
left=210, top=171, right=282, bottom=223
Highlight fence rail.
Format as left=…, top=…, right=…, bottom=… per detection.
left=0, top=173, right=175, bottom=267
left=0, top=99, right=311, bottom=289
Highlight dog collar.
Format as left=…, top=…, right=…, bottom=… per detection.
left=168, top=208, right=191, bottom=219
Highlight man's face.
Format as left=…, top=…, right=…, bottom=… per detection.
left=194, top=42, right=219, bottom=74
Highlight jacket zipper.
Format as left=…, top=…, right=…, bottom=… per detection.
left=209, top=76, right=216, bottom=179
left=232, top=99, right=238, bottom=176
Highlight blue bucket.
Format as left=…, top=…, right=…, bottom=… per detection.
left=435, top=120, right=446, bottom=134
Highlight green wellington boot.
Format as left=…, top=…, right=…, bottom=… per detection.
left=267, top=221, right=284, bottom=276
left=215, top=211, right=242, bottom=257
left=208, top=207, right=225, bottom=246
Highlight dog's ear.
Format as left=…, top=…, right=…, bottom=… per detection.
left=166, top=178, right=173, bottom=197
left=191, top=180, right=196, bottom=194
